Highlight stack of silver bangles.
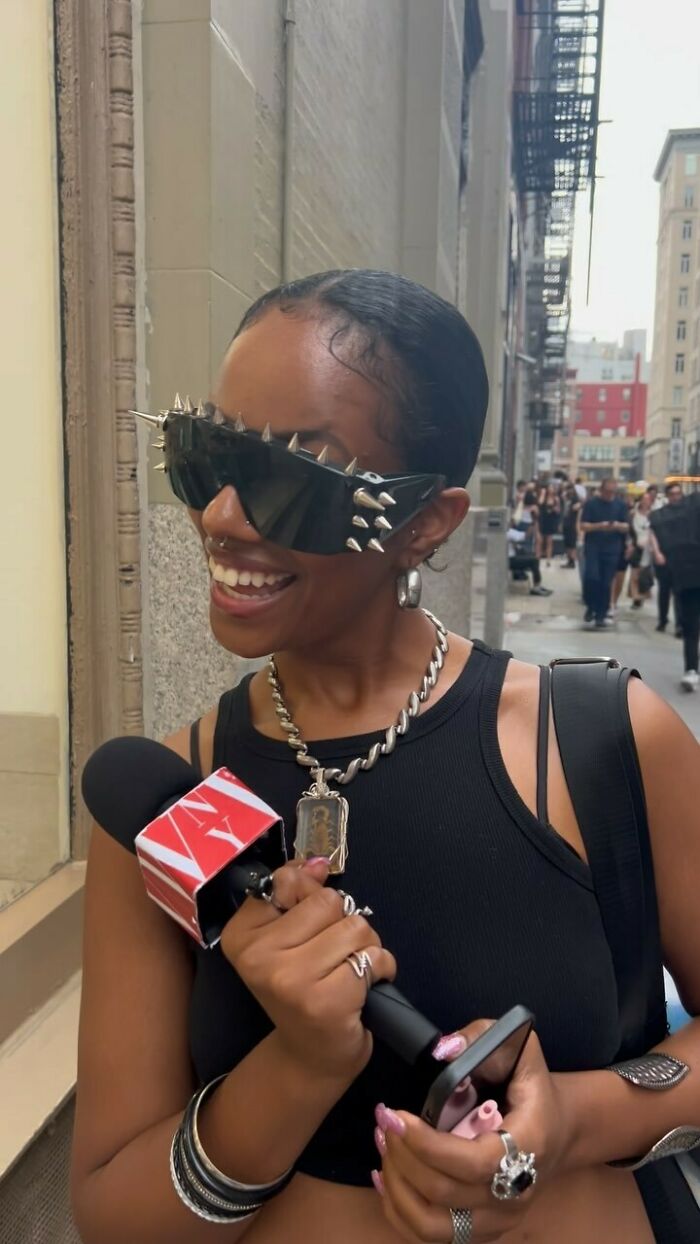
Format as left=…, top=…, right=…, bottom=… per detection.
left=170, top=1076, right=293, bottom=1223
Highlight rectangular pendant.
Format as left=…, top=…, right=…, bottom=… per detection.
left=294, top=792, right=349, bottom=875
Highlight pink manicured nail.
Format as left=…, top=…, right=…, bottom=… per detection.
left=371, top=1169, right=385, bottom=1196
left=375, top=1104, right=406, bottom=1136
left=374, top=1125, right=387, bottom=1155
left=303, top=856, right=330, bottom=868
left=433, top=1033, right=468, bottom=1061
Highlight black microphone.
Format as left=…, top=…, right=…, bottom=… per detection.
left=82, top=737, right=440, bottom=1067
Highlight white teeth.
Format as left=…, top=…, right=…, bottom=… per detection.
left=208, top=556, right=289, bottom=591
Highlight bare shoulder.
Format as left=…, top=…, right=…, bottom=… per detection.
left=499, top=654, right=540, bottom=717
left=163, top=703, right=219, bottom=775
left=627, top=676, right=699, bottom=791
left=627, top=678, right=700, bottom=1009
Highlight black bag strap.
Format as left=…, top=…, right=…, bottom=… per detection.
left=550, top=659, right=667, bottom=1057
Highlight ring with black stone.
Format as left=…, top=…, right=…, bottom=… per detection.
left=490, top=1129, right=537, bottom=1201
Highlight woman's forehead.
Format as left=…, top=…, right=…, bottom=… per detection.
left=214, top=308, right=401, bottom=470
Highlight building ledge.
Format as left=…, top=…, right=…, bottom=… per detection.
left=0, top=864, right=85, bottom=1180
left=0, top=970, right=81, bottom=1180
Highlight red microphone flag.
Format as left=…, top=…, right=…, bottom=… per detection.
left=135, top=767, right=283, bottom=946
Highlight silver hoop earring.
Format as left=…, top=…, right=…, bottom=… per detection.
left=397, top=567, right=422, bottom=609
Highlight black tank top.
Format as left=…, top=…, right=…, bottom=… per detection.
left=179, top=640, right=620, bottom=1186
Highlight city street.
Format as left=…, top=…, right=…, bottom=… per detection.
left=501, top=562, right=700, bottom=737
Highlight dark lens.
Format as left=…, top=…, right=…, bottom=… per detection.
left=242, top=449, right=354, bottom=554
left=166, top=414, right=224, bottom=509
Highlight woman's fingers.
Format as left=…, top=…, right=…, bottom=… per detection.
left=386, top=1113, right=504, bottom=1189
left=326, top=944, right=397, bottom=995
left=382, top=1130, right=470, bottom=1208
left=381, top=1163, right=452, bottom=1243
left=269, top=857, right=330, bottom=912
left=299, top=915, right=382, bottom=976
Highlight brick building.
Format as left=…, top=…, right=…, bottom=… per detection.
left=554, top=334, right=649, bottom=483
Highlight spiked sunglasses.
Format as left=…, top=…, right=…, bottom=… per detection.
left=131, top=396, right=446, bottom=556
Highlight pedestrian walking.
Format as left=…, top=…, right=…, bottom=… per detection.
left=651, top=490, right=700, bottom=692
left=629, top=492, right=655, bottom=609
left=538, top=483, right=561, bottom=564
left=580, top=478, right=630, bottom=628
left=560, top=484, right=581, bottom=568
left=650, top=482, right=684, bottom=635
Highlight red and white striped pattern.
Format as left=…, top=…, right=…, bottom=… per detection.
left=135, top=767, right=282, bottom=945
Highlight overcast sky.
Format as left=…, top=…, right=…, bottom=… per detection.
left=569, top=0, right=700, bottom=351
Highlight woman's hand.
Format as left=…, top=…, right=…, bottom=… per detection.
left=375, top=1021, right=572, bottom=1243
left=221, top=859, right=396, bottom=1083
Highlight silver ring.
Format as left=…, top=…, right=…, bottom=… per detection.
left=338, top=890, right=373, bottom=918
left=345, top=950, right=374, bottom=988
left=253, top=876, right=288, bottom=912
left=450, top=1207, right=473, bottom=1243
left=260, top=892, right=287, bottom=912
left=490, top=1129, right=537, bottom=1201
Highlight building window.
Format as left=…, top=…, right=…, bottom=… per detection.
left=675, top=354, right=685, bottom=373
left=601, top=368, right=613, bottom=380
left=673, top=386, right=684, bottom=407
left=672, top=418, right=682, bottom=439
left=620, top=410, right=630, bottom=423
left=679, top=287, right=689, bottom=307
left=576, top=387, right=583, bottom=399
left=686, top=154, right=698, bottom=175
left=598, top=388, right=607, bottom=401
left=681, top=254, right=691, bottom=274
left=683, top=220, right=693, bottom=240
left=622, top=387, right=631, bottom=399
left=684, top=186, right=695, bottom=208
left=597, top=410, right=606, bottom=423
left=677, top=320, right=687, bottom=340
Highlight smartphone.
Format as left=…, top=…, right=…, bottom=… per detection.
left=420, top=1005, right=534, bottom=1132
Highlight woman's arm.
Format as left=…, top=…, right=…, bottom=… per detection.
left=71, top=830, right=356, bottom=1244
left=554, top=681, right=700, bottom=1170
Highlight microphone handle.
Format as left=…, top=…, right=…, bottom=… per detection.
left=362, top=981, right=441, bottom=1066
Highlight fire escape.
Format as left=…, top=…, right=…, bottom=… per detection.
left=514, top=0, right=605, bottom=445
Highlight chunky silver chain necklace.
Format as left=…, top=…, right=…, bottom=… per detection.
left=267, top=608, right=449, bottom=874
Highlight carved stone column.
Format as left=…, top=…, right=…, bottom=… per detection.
left=54, top=0, right=143, bottom=855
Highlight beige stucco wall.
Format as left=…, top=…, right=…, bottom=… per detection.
left=0, top=1, right=68, bottom=885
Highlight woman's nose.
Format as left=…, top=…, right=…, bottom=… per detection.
left=200, top=484, right=259, bottom=541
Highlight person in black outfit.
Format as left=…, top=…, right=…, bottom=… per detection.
left=651, top=482, right=684, bottom=635
left=580, top=479, right=629, bottom=628
left=537, top=484, right=561, bottom=564
left=72, top=271, right=700, bottom=1244
left=560, top=484, right=581, bottom=568
left=651, top=490, right=700, bottom=692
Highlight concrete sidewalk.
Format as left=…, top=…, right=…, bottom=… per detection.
left=474, top=557, right=700, bottom=737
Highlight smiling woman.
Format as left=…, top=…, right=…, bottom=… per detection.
left=72, top=270, right=700, bottom=1244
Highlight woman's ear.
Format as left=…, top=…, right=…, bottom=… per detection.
left=397, top=488, right=470, bottom=567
